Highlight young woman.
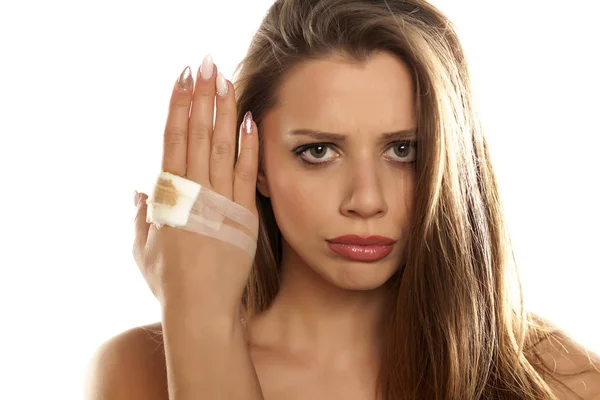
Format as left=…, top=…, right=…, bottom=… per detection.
left=86, top=0, right=600, bottom=399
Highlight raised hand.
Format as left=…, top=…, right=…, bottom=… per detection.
left=133, top=57, right=260, bottom=315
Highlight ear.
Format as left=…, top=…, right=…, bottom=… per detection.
left=256, top=168, right=270, bottom=198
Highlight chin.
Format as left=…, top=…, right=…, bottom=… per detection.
left=325, top=263, right=399, bottom=291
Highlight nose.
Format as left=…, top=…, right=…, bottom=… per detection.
left=339, top=162, right=388, bottom=219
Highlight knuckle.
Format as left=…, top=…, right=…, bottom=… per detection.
left=164, top=127, right=187, bottom=145
left=171, top=98, right=190, bottom=108
left=194, top=84, right=215, bottom=98
left=235, top=168, right=255, bottom=183
left=191, top=95, right=213, bottom=113
left=188, top=126, right=212, bottom=142
left=211, top=141, right=234, bottom=157
left=238, top=145, right=258, bottom=163
left=171, top=92, right=191, bottom=107
left=240, top=144, right=257, bottom=156
left=134, top=211, right=142, bottom=225
left=216, top=102, right=235, bottom=117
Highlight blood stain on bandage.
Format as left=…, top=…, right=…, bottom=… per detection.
left=152, top=178, right=178, bottom=206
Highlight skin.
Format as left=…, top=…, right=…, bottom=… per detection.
left=247, top=51, right=417, bottom=398
left=86, top=50, right=600, bottom=399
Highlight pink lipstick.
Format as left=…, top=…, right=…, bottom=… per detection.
left=326, top=235, right=396, bottom=262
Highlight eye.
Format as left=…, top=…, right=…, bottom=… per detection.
left=296, top=144, right=337, bottom=164
left=386, top=140, right=417, bottom=163
left=292, top=140, right=418, bottom=167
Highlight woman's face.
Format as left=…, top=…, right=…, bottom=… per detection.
left=257, top=51, right=417, bottom=290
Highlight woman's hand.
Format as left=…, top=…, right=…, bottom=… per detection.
left=132, top=59, right=259, bottom=316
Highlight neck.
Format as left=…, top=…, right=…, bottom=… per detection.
left=248, top=243, right=394, bottom=369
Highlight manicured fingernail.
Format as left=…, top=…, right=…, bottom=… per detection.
left=243, top=111, right=253, bottom=135
left=176, top=66, right=192, bottom=91
left=200, top=54, right=214, bottom=80
left=134, top=190, right=140, bottom=207
left=216, top=72, right=229, bottom=97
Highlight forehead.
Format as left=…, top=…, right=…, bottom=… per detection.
left=270, top=51, right=415, bottom=133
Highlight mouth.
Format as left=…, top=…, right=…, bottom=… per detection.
left=326, top=234, right=396, bottom=246
left=326, top=242, right=395, bottom=262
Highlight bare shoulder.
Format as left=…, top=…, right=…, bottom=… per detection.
left=530, top=318, right=600, bottom=400
left=84, top=322, right=167, bottom=400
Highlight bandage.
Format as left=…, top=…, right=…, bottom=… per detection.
left=145, top=171, right=259, bottom=257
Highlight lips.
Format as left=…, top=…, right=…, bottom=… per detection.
left=327, top=242, right=395, bottom=262
left=326, top=234, right=396, bottom=246
left=326, top=235, right=396, bottom=262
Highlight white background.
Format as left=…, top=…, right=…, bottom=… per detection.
left=1, top=0, right=598, bottom=398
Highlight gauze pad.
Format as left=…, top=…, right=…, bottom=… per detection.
left=145, top=171, right=259, bottom=257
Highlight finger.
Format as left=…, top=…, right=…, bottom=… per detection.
left=133, top=192, right=150, bottom=262
left=186, top=56, right=217, bottom=185
left=233, top=112, right=259, bottom=216
left=210, top=73, right=237, bottom=199
left=161, top=66, right=193, bottom=177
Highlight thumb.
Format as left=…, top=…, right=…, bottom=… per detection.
left=133, top=191, right=150, bottom=250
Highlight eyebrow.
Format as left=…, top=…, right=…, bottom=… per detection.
left=287, top=128, right=417, bottom=142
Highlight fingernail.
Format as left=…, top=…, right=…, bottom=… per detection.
left=243, top=111, right=253, bottom=135
left=200, top=54, right=214, bottom=80
left=216, top=72, right=229, bottom=97
left=134, top=190, right=140, bottom=207
left=176, top=66, right=193, bottom=91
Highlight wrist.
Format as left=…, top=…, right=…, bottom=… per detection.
left=161, top=279, right=244, bottom=311
left=161, top=294, right=242, bottom=326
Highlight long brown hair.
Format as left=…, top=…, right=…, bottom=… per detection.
left=231, top=0, right=594, bottom=398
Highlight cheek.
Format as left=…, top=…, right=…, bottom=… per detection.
left=264, top=143, right=331, bottom=231
left=271, top=172, right=321, bottom=231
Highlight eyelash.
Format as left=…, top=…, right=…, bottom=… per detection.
left=292, top=140, right=418, bottom=168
